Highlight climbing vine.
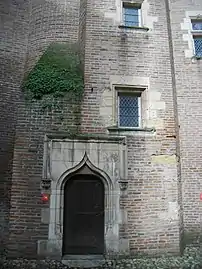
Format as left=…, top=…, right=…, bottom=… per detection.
left=22, top=42, right=84, bottom=110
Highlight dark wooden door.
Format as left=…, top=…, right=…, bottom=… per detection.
left=63, top=175, right=104, bottom=255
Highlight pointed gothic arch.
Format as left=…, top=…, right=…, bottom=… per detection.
left=56, top=152, right=114, bottom=191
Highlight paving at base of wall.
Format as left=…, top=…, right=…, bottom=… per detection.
left=0, top=259, right=201, bottom=269
left=0, top=247, right=201, bottom=269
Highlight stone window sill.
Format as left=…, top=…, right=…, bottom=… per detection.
left=118, top=25, right=149, bottom=32
left=107, top=126, right=155, bottom=135
left=191, top=55, right=202, bottom=61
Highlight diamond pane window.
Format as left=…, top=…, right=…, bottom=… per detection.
left=194, top=37, right=202, bottom=57
left=123, top=6, right=140, bottom=27
left=118, top=93, right=140, bottom=127
left=192, top=20, right=202, bottom=31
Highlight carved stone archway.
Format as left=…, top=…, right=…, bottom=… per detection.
left=48, top=153, right=120, bottom=257
left=39, top=135, right=129, bottom=260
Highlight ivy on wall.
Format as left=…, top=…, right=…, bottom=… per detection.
left=22, top=42, right=84, bottom=110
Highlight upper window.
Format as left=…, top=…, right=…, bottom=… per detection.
left=191, top=19, right=202, bottom=58
left=123, top=3, right=141, bottom=27
left=118, top=92, right=141, bottom=128
left=192, top=20, right=202, bottom=31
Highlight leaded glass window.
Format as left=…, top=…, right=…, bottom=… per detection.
left=118, top=93, right=141, bottom=127
left=193, top=37, right=202, bottom=57
left=191, top=19, right=202, bottom=57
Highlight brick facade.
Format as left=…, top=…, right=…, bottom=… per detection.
left=169, top=0, right=202, bottom=245
left=0, top=0, right=30, bottom=255
left=0, top=0, right=202, bottom=259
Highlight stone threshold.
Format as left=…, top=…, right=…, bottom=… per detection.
left=62, top=255, right=105, bottom=268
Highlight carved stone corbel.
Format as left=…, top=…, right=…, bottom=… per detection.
left=41, top=178, right=51, bottom=191
left=118, top=180, right=128, bottom=191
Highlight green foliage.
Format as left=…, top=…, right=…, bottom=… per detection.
left=182, top=247, right=201, bottom=269
left=104, top=247, right=201, bottom=269
left=22, top=42, right=84, bottom=109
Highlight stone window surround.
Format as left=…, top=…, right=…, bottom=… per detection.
left=99, top=75, right=166, bottom=135
left=104, top=0, right=158, bottom=30
left=121, top=1, right=142, bottom=27
left=120, top=0, right=155, bottom=29
left=40, top=134, right=129, bottom=259
left=181, top=11, right=202, bottom=58
left=110, top=76, right=149, bottom=131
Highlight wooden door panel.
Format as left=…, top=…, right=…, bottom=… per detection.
left=63, top=175, right=104, bottom=255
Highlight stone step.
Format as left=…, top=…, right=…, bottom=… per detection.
left=62, top=255, right=105, bottom=268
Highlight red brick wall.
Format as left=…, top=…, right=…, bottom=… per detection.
left=0, top=0, right=30, bottom=255
left=169, top=0, right=202, bottom=245
left=81, top=0, right=180, bottom=254
left=2, top=0, right=201, bottom=259
left=7, top=0, right=81, bottom=258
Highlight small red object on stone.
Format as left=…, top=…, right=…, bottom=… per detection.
left=41, top=193, right=49, bottom=202
left=200, top=193, right=202, bottom=201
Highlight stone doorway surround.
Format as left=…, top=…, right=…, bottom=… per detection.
left=38, top=134, right=129, bottom=260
